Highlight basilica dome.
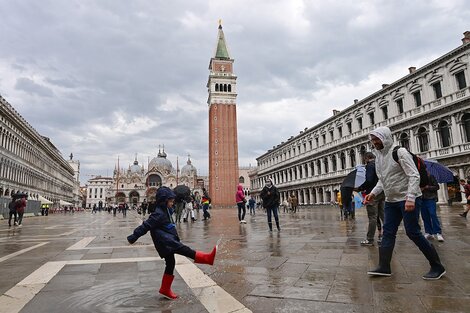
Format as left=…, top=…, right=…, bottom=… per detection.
left=129, top=158, right=142, bottom=174
left=148, top=148, right=173, bottom=173
left=181, top=156, right=197, bottom=176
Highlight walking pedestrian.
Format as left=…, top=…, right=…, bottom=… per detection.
left=127, top=187, right=217, bottom=299
left=15, top=194, right=27, bottom=227
left=249, top=196, right=256, bottom=215
left=358, top=152, right=385, bottom=246
left=201, top=188, right=211, bottom=220
left=182, top=196, right=197, bottom=222
left=421, top=173, right=444, bottom=242
left=236, top=184, right=247, bottom=223
left=459, top=179, right=470, bottom=218
left=174, top=195, right=185, bottom=223
left=8, top=196, right=17, bottom=227
left=141, top=199, right=148, bottom=216
left=289, top=193, right=298, bottom=213
left=260, top=178, right=281, bottom=232
left=364, top=126, right=445, bottom=280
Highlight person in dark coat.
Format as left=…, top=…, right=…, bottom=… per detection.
left=127, top=186, right=217, bottom=299
left=8, top=196, right=17, bottom=227
left=260, top=178, right=281, bottom=231
left=358, top=152, right=385, bottom=246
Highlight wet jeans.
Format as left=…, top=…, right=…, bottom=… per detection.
left=421, top=198, right=442, bottom=235
left=237, top=202, right=246, bottom=221
left=381, top=197, right=434, bottom=254
left=266, top=206, right=279, bottom=225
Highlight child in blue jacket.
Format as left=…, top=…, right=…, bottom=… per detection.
left=127, top=186, right=217, bottom=299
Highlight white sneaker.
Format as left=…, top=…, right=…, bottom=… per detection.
left=435, top=233, right=444, bottom=242
left=424, top=233, right=434, bottom=240
left=241, top=220, right=247, bottom=224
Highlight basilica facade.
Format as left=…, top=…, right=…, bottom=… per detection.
left=103, top=148, right=200, bottom=206
left=250, top=31, right=470, bottom=205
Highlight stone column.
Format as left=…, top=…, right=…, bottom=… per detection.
left=309, top=188, right=313, bottom=205
left=428, top=122, right=438, bottom=150
left=303, top=189, right=307, bottom=205
left=410, top=128, right=418, bottom=153
left=296, top=165, right=301, bottom=180
left=322, top=188, right=327, bottom=204
left=437, top=183, right=448, bottom=205
left=307, top=162, right=312, bottom=177
left=451, top=115, right=462, bottom=145
left=459, top=167, right=467, bottom=203
left=315, top=188, right=320, bottom=204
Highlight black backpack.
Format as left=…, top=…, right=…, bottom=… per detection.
left=392, top=146, right=429, bottom=187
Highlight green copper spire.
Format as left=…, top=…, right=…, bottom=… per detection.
left=215, top=22, right=230, bottom=59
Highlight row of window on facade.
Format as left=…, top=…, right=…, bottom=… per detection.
left=256, top=114, right=470, bottom=187
left=259, top=70, right=468, bottom=168
left=214, top=83, right=232, bottom=92
left=0, top=127, right=69, bottom=178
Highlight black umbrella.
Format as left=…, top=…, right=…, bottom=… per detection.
left=173, top=185, right=191, bottom=202
left=341, top=165, right=366, bottom=189
left=12, top=192, right=27, bottom=199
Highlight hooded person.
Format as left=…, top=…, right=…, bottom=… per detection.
left=260, top=178, right=281, bottom=231
left=127, top=186, right=217, bottom=299
left=364, top=126, right=445, bottom=280
left=235, top=184, right=247, bottom=223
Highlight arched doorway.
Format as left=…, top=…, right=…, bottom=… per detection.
left=115, top=192, right=126, bottom=204
left=129, top=191, right=139, bottom=206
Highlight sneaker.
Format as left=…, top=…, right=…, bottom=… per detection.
left=360, top=239, right=374, bottom=246
left=435, top=233, right=444, bottom=242
left=424, top=233, right=434, bottom=240
left=14, top=222, right=18, bottom=226
left=241, top=220, right=247, bottom=224
left=377, top=234, right=382, bottom=244
left=459, top=212, right=467, bottom=218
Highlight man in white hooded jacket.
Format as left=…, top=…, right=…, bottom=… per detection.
left=364, top=126, right=445, bottom=280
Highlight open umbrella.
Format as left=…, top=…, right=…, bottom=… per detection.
left=173, top=185, right=191, bottom=202
left=424, top=160, right=454, bottom=183
left=12, top=192, right=27, bottom=199
left=341, top=165, right=366, bottom=189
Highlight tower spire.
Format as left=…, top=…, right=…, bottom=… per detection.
left=214, top=20, right=230, bottom=59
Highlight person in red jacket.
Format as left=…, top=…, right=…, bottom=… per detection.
left=15, top=194, right=27, bottom=227
left=127, top=186, right=217, bottom=299
left=236, top=184, right=246, bottom=223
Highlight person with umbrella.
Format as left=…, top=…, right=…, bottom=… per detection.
left=421, top=172, right=444, bottom=242
left=13, top=192, right=27, bottom=227
left=127, top=186, right=217, bottom=299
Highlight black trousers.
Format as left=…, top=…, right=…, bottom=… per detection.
left=8, top=211, right=17, bottom=226
left=164, top=246, right=196, bottom=275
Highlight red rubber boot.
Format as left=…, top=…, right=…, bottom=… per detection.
left=158, top=273, right=178, bottom=299
left=194, top=245, right=217, bottom=265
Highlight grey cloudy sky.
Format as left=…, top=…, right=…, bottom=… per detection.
left=0, top=0, right=469, bottom=184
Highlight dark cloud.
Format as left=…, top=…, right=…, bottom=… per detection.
left=15, top=78, right=54, bottom=97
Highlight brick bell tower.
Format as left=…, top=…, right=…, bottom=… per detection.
left=207, top=22, right=239, bottom=207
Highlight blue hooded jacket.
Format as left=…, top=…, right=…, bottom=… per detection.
left=127, top=187, right=184, bottom=257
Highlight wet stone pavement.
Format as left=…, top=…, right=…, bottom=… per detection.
left=0, top=204, right=469, bottom=313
